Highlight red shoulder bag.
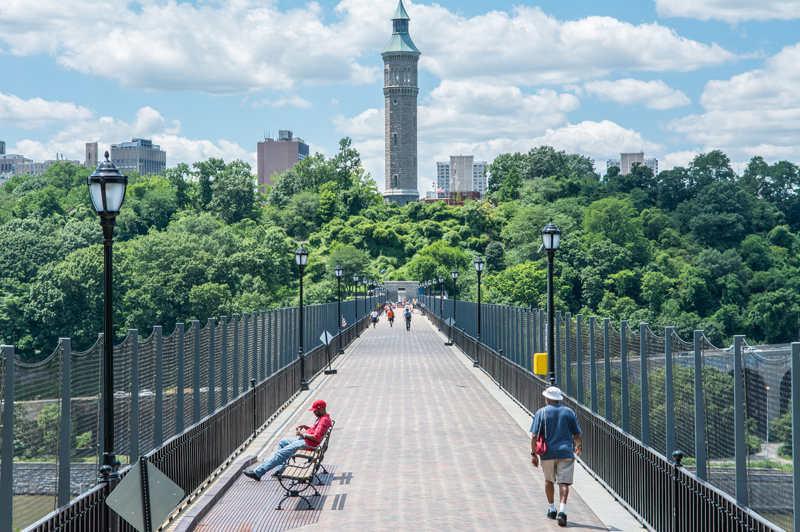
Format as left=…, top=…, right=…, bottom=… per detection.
left=534, top=408, right=547, bottom=456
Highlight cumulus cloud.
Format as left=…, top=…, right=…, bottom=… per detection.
left=654, top=0, right=800, bottom=22
left=10, top=106, right=255, bottom=168
left=252, top=94, right=313, bottom=109
left=0, top=92, right=93, bottom=129
left=667, top=44, right=800, bottom=162
left=0, top=0, right=741, bottom=93
left=582, top=79, right=691, bottom=109
left=412, top=4, right=740, bottom=85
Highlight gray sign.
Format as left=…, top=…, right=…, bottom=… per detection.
left=107, top=460, right=184, bottom=532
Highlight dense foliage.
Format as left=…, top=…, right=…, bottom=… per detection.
left=1, top=141, right=798, bottom=361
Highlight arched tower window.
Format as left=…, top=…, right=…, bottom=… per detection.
left=393, top=133, right=398, bottom=147
left=392, top=175, right=398, bottom=188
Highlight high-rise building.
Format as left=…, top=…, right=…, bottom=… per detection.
left=436, top=156, right=488, bottom=198
left=256, top=130, right=309, bottom=192
left=0, top=141, right=5, bottom=155
left=85, top=142, right=98, bottom=168
left=110, top=138, right=166, bottom=176
left=382, top=0, right=420, bottom=206
left=607, top=152, right=658, bottom=175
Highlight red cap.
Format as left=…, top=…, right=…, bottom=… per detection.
left=309, top=400, right=326, bottom=411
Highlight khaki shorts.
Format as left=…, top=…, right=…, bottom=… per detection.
left=541, top=458, right=575, bottom=485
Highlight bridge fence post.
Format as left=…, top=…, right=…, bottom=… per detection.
left=604, top=318, right=612, bottom=422
left=130, top=329, right=140, bottom=462
left=58, top=338, right=71, bottom=508
left=532, top=308, right=537, bottom=359
left=589, top=316, right=598, bottom=414
left=176, top=323, right=185, bottom=434
left=208, top=318, right=216, bottom=417
left=243, top=313, right=249, bottom=396
left=154, top=326, right=163, bottom=446
left=665, top=326, right=676, bottom=461
left=1, top=346, right=14, bottom=532
left=620, top=321, right=629, bottom=434
left=192, top=321, right=201, bottom=424
left=565, top=313, right=572, bottom=397
left=555, top=311, right=562, bottom=389
left=232, top=314, right=240, bottom=397
left=221, top=317, right=228, bottom=406
left=792, top=342, right=800, bottom=532
left=261, top=311, right=266, bottom=382
left=733, top=335, right=748, bottom=507
left=693, top=330, right=707, bottom=481
left=640, top=323, right=650, bottom=447
left=576, top=315, right=584, bottom=406
left=539, top=309, right=546, bottom=354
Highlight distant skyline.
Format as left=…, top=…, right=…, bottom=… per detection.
left=0, top=0, right=798, bottom=194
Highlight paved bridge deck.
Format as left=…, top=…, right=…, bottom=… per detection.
left=175, top=310, right=642, bottom=531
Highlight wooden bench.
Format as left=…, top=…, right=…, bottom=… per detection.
left=274, top=421, right=335, bottom=510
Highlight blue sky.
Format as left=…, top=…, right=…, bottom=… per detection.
left=0, top=0, right=798, bottom=194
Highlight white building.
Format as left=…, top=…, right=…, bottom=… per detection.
left=607, top=152, right=658, bottom=175
left=436, top=156, right=487, bottom=197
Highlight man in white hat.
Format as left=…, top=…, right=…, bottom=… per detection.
left=530, top=386, right=582, bottom=527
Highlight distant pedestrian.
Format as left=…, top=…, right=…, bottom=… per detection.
left=530, top=386, right=582, bottom=527
left=404, top=308, right=412, bottom=331
left=371, top=309, right=379, bottom=328
left=387, top=308, right=394, bottom=327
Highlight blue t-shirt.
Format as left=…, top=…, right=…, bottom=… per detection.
left=530, top=404, right=582, bottom=461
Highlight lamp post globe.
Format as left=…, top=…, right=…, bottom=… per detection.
left=541, top=220, right=561, bottom=387
left=295, top=247, right=310, bottom=391
left=474, top=257, right=485, bottom=367
left=88, top=151, right=127, bottom=492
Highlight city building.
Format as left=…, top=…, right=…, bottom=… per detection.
left=12, top=156, right=81, bottom=176
left=110, top=138, right=166, bottom=176
left=382, top=0, right=420, bottom=206
left=607, top=152, right=658, bottom=175
left=0, top=154, right=29, bottom=175
left=256, top=130, right=309, bottom=192
left=85, top=142, right=98, bottom=168
left=0, top=140, right=5, bottom=155
left=436, top=156, right=487, bottom=198
left=421, top=191, right=481, bottom=206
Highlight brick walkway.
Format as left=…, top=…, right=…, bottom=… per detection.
left=196, top=310, right=607, bottom=531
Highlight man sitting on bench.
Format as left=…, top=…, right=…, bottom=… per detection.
left=243, top=399, right=332, bottom=481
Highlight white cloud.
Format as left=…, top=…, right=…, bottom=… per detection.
left=0, top=92, right=93, bottom=128
left=662, top=150, right=701, bottom=170
left=582, top=79, right=691, bottom=109
left=11, top=107, right=255, bottom=168
left=412, top=4, right=740, bottom=85
left=654, top=0, right=800, bottom=22
left=252, top=94, right=313, bottom=109
left=667, top=44, right=800, bottom=162
left=0, top=0, right=741, bottom=93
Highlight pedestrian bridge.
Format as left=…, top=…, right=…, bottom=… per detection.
left=2, top=297, right=795, bottom=532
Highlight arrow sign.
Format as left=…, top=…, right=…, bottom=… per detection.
left=445, top=318, right=456, bottom=327
left=320, top=331, right=334, bottom=346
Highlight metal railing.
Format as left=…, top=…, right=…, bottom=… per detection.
left=1, top=296, right=380, bottom=532
left=421, top=295, right=794, bottom=532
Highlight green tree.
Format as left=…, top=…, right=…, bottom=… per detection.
left=208, top=160, right=256, bottom=223
left=193, top=157, right=225, bottom=209
left=583, top=197, right=643, bottom=247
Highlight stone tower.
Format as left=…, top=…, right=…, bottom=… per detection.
left=382, top=0, right=420, bottom=206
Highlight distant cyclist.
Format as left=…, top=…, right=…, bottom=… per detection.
left=387, top=308, right=395, bottom=327
left=404, top=307, right=412, bottom=331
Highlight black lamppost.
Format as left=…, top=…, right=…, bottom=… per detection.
left=474, top=257, right=484, bottom=367
left=439, top=274, right=444, bottom=317
left=445, top=269, right=459, bottom=346
left=363, top=278, right=368, bottom=317
left=353, top=273, right=359, bottom=337
left=295, top=247, right=310, bottom=391
left=331, top=266, right=343, bottom=372
left=542, top=220, right=562, bottom=387
left=88, top=152, right=127, bottom=514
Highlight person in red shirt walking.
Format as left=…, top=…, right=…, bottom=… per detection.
left=243, top=399, right=332, bottom=481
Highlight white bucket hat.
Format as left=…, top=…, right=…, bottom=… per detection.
left=542, top=386, right=563, bottom=401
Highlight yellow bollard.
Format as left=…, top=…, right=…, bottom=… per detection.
left=533, top=353, right=548, bottom=375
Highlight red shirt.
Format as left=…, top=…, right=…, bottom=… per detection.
left=304, top=414, right=332, bottom=448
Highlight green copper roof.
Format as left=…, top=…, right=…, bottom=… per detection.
left=382, top=33, right=420, bottom=54
left=392, top=0, right=410, bottom=20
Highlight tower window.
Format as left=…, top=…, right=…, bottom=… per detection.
left=393, top=133, right=398, bottom=146
left=392, top=175, right=398, bottom=188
